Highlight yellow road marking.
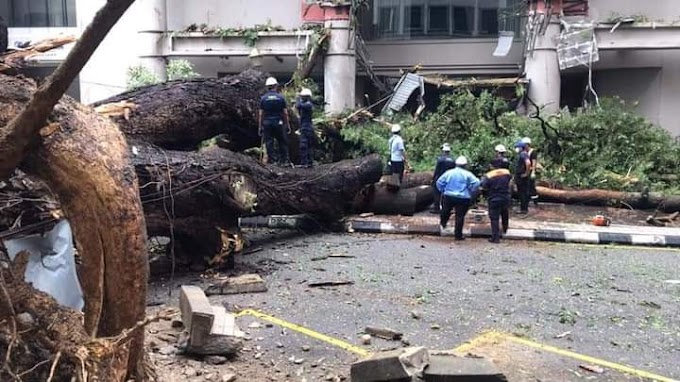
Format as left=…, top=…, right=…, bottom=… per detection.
left=455, top=331, right=679, bottom=382
left=453, top=331, right=502, bottom=353
left=233, top=309, right=677, bottom=381
left=236, top=309, right=370, bottom=357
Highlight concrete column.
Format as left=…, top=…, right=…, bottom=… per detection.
left=525, top=19, right=561, bottom=114
left=323, top=6, right=356, bottom=114
left=138, top=0, right=167, bottom=80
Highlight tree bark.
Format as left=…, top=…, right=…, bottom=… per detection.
left=93, top=70, right=269, bottom=151
left=537, top=186, right=680, bottom=212
left=0, top=73, right=149, bottom=380
left=354, top=183, right=434, bottom=216
left=133, top=142, right=383, bottom=227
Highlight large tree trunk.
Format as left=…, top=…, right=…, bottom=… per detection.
left=133, top=143, right=383, bottom=251
left=537, top=186, right=680, bottom=212
left=93, top=70, right=268, bottom=151
left=0, top=73, right=149, bottom=381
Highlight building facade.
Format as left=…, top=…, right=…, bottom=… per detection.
left=2, top=0, right=679, bottom=135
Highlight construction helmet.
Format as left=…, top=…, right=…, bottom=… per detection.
left=442, top=143, right=451, bottom=152
left=521, top=137, right=532, bottom=145
left=391, top=124, right=401, bottom=133
left=265, top=77, right=278, bottom=86
left=300, top=88, right=313, bottom=97
left=455, top=156, right=468, bottom=166
left=494, top=144, right=507, bottom=153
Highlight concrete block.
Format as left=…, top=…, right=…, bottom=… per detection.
left=179, top=285, right=244, bottom=355
left=424, top=353, right=507, bottom=382
left=351, top=346, right=429, bottom=382
left=205, top=273, right=268, bottom=296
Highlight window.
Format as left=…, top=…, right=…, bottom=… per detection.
left=378, top=6, right=399, bottom=36
left=0, top=0, right=77, bottom=27
left=428, top=5, right=449, bottom=35
left=369, top=0, right=522, bottom=40
left=404, top=5, right=424, bottom=35
left=452, top=6, right=473, bottom=35
left=479, top=8, right=499, bottom=35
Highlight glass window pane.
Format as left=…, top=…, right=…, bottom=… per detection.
left=48, top=0, right=65, bottom=26
left=404, top=5, right=424, bottom=35
left=428, top=5, right=449, bottom=34
left=480, top=8, right=499, bottom=35
left=28, top=0, right=48, bottom=27
left=378, top=6, right=399, bottom=37
left=452, top=6, right=473, bottom=35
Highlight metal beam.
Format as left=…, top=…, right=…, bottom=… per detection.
left=596, top=26, right=680, bottom=51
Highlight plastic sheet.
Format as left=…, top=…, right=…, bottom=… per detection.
left=4, top=220, right=84, bottom=311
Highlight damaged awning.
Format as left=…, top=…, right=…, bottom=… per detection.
left=382, top=73, right=425, bottom=114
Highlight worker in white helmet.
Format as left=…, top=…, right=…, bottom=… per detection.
left=387, top=124, right=410, bottom=183
left=493, top=144, right=510, bottom=170
left=296, top=88, right=315, bottom=167
left=435, top=156, right=480, bottom=240
left=259, top=77, right=291, bottom=166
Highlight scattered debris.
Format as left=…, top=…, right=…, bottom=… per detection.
left=365, top=326, right=403, bottom=341
left=302, top=345, right=311, bottom=352
left=179, top=285, right=244, bottom=356
left=554, top=331, right=572, bottom=339
left=410, top=310, right=422, bottom=320
left=359, top=212, right=375, bottom=218
left=579, top=364, right=605, bottom=374
left=664, top=280, right=680, bottom=284
left=360, top=334, right=372, bottom=345
left=205, top=355, right=228, bottom=365
left=248, top=322, right=262, bottom=329
left=308, top=280, right=355, bottom=288
left=646, top=211, right=678, bottom=227
left=221, top=373, right=237, bottom=382
left=351, top=347, right=429, bottom=382
left=430, top=324, right=441, bottom=330
left=425, top=352, right=507, bottom=382
left=204, top=274, right=268, bottom=296
left=639, top=301, right=662, bottom=309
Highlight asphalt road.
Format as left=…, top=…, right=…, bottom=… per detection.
left=149, top=231, right=680, bottom=381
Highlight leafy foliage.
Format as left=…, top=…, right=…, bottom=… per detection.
left=127, top=60, right=201, bottom=90
left=126, top=65, right=160, bottom=90
left=167, top=59, right=199, bottom=80
left=340, top=89, right=680, bottom=192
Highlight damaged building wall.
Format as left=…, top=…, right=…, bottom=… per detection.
left=587, top=0, right=680, bottom=22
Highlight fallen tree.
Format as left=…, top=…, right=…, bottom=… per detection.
left=93, top=70, right=268, bottom=151
left=133, top=143, right=383, bottom=261
left=536, top=186, right=680, bottom=212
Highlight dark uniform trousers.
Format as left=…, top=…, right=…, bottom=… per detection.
left=263, top=120, right=289, bottom=164
left=515, top=176, right=530, bottom=213
left=441, top=195, right=470, bottom=240
left=391, top=161, right=405, bottom=183
left=488, top=200, right=509, bottom=241
left=298, top=124, right=314, bottom=167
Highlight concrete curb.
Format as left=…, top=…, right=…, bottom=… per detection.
left=346, top=219, right=680, bottom=248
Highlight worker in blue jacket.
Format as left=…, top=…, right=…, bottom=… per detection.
left=430, top=143, right=456, bottom=213
left=480, top=158, right=512, bottom=243
left=296, top=88, right=315, bottom=167
left=436, top=156, right=480, bottom=241
left=259, top=77, right=291, bottom=166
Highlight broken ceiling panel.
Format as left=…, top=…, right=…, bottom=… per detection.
left=557, top=21, right=599, bottom=70
left=383, top=73, right=425, bottom=114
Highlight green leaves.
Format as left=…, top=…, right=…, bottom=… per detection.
left=340, top=91, right=679, bottom=192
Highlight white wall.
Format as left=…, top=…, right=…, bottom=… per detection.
left=77, top=0, right=147, bottom=104
left=595, top=50, right=680, bottom=136
left=165, top=0, right=302, bottom=31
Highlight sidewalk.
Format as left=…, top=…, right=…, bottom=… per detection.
left=345, top=214, right=680, bottom=248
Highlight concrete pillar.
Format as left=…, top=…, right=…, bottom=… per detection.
left=138, top=0, right=167, bottom=80
left=525, top=20, right=561, bottom=114
left=323, top=6, right=356, bottom=115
